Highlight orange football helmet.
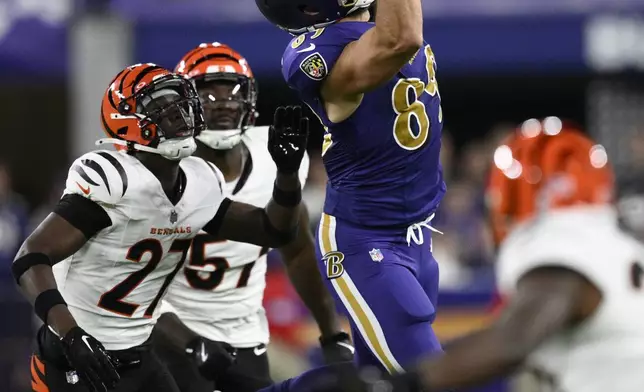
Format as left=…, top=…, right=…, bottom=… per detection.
left=175, top=42, right=258, bottom=150
left=98, top=63, right=205, bottom=160
left=486, top=117, right=614, bottom=244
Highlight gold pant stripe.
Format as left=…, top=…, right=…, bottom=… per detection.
left=319, top=213, right=402, bottom=374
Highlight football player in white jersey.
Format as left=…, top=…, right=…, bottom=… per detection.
left=258, top=120, right=644, bottom=392
left=151, top=43, right=353, bottom=392
left=12, top=63, right=310, bottom=392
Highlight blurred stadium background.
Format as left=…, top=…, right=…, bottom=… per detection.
left=2, top=0, right=644, bottom=391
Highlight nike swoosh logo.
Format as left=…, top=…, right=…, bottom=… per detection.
left=81, top=335, right=94, bottom=353
left=253, top=346, right=267, bottom=356
left=296, top=43, right=316, bottom=53
left=76, top=182, right=90, bottom=195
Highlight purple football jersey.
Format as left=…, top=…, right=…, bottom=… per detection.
left=282, top=21, right=446, bottom=228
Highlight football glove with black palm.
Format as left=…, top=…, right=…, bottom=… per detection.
left=268, top=106, right=309, bottom=174
left=320, top=331, right=355, bottom=364
left=185, top=337, right=237, bottom=381
left=61, top=327, right=120, bottom=392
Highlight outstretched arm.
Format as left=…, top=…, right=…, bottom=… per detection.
left=204, top=171, right=301, bottom=248
left=279, top=205, right=340, bottom=336
left=392, top=266, right=601, bottom=391
left=204, top=106, right=309, bottom=248
left=322, top=0, right=423, bottom=102
left=278, top=206, right=353, bottom=363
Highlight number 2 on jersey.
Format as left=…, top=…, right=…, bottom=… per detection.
left=98, top=239, right=191, bottom=317
left=392, top=45, right=442, bottom=151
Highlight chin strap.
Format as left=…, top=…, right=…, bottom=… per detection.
left=196, top=129, right=243, bottom=150
left=96, top=137, right=197, bottom=161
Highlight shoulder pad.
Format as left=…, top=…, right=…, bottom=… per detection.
left=64, top=150, right=129, bottom=205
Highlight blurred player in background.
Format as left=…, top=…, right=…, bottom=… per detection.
left=152, top=43, right=353, bottom=392
left=11, top=63, right=309, bottom=392
left=262, top=119, right=644, bottom=392
left=255, top=0, right=446, bottom=374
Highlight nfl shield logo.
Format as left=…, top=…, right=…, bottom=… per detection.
left=170, top=210, right=178, bottom=224
left=369, top=248, right=384, bottom=262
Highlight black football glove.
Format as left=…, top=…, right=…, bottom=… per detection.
left=61, top=327, right=120, bottom=392
left=268, top=106, right=309, bottom=174
left=185, top=337, right=237, bottom=381
left=320, top=331, right=355, bottom=364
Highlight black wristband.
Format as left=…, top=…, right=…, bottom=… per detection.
left=272, top=181, right=301, bottom=207
left=12, top=253, right=52, bottom=285
left=35, top=289, right=67, bottom=325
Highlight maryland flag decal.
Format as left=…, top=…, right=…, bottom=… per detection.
left=299, top=52, right=328, bottom=81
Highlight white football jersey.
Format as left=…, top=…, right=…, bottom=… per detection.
left=159, top=126, right=310, bottom=348
left=53, top=150, right=227, bottom=350
left=497, top=205, right=644, bottom=392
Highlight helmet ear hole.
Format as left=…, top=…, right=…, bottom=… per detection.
left=141, top=127, right=155, bottom=141
left=118, top=101, right=133, bottom=114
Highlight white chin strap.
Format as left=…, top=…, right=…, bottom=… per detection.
left=347, top=0, right=375, bottom=14
left=196, top=129, right=243, bottom=150
left=96, top=137, right=197, bottom=161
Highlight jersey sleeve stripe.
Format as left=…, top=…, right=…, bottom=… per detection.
left=73, top=165, right=100, bottom=186
left=81, top=158, right=112, bottom=195
left=96, top=151, right=129, bottom=197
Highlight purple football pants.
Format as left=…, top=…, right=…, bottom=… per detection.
left=314, top=213, right=442, bottom=373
